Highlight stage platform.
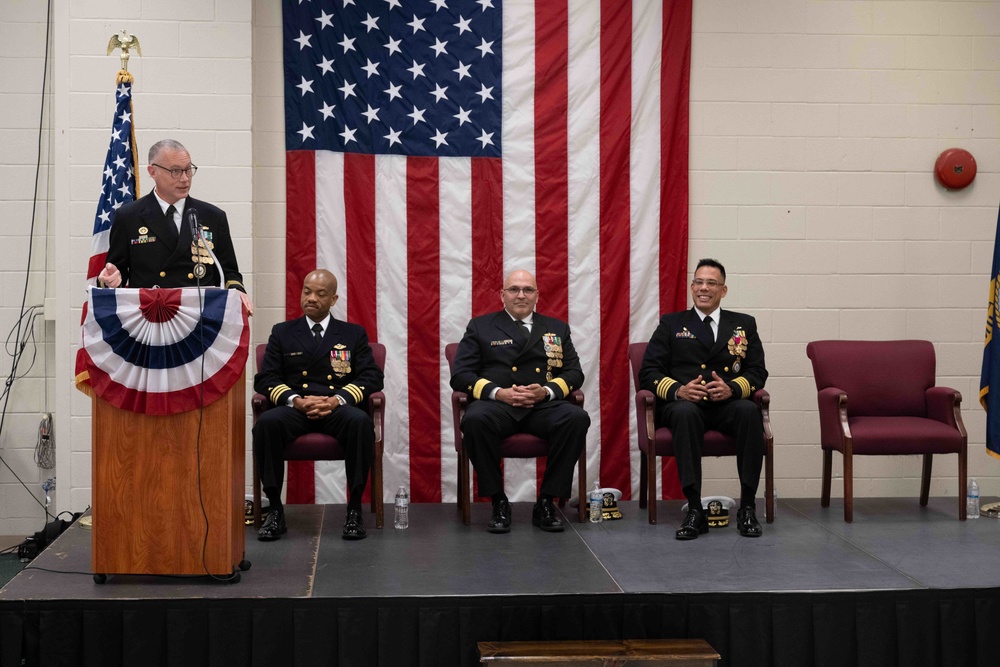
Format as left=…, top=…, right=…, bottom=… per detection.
left=2, top=497, right=999, bottom=666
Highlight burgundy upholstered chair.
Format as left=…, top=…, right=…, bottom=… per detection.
left=806, top=340, right=968, bottom=522
left=251, top=342, right=386, bottom=529
left=445, top=343, right=587, bottom=525
left=627, top=342, right=775, bottom=525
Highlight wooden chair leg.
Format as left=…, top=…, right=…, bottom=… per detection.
left=843, top=450, right=853, bottom=523
left=456, top=453, right=465, bottom=514
left=639, top=450, right=648, bottom=509
left=372, top=445, right=384, bottom=529
left=821, top=449, right=832, bottom=508
left=959, top=446, right=968, bottom=521
left=252, top=450, right=262, bottom=530
left=647, top=452, right=658, bottom=525
left=919, top=454, right=932, bottom=507
left=764, top=441, right=774, bottom=523
left=460, top=448, right=471, bottom=525
left=577, top=448, right=587, bottom=523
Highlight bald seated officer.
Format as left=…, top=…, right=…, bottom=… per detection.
left=450, top=270, right=590, bottom=534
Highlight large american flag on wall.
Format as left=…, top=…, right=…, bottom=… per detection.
left=282, top=0, right=690, bottom=505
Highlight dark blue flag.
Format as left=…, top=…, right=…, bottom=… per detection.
left=980, top=203, right=1000, bottom=460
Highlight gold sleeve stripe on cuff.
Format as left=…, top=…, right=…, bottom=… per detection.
left=270, top=384, right=292, bottom=405
left=473, top=378, right=491, bottom=400
left=344, top=384, right=363, bottom=404
left=655, top=377, right=677, bottom=400
left=734, top=377, right=751, bottom=399
left=552, top=377, right=570, bottom=397
left=226, top=280, right=244, bottom=290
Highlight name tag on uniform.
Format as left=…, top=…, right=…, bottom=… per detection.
left=676, top=328, right=696, bottom=338
left=491, top=339, right=514, bottom=346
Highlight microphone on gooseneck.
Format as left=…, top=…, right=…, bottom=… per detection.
left=186, top=207, right=200, bottom=238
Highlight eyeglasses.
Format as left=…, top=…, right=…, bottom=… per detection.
left=691, top=279, right=723, bottom=288
left=504, top=287, right=537, bottom=296
left=152, top=163, right=198, bottom=179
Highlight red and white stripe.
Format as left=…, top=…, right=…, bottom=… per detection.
left=284, top=0, right=690, bottom=505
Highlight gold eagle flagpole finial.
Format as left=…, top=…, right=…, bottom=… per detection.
left=106, top=30, right=141, bottom=192
left=107, top=30, right=141, bottom=75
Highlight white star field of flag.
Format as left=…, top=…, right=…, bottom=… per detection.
left=284, top=0, right=501, bottom=157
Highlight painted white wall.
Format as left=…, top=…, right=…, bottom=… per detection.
left=1, top=0, right=998, bottom=535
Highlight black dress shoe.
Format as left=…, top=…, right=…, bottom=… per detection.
left=258, top=509, right=287, bottom=541
left=675, top=508, right=708, bottom=540
left=342, top=508, right=367, bottom=540
left=531, top=498, right=564, bottom=533
left=737, top=505, right=762, bottom=537
left=487, top=500, right=512, bottom=534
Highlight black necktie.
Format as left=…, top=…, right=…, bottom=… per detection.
left=703, top=316, right=715, bottom=342
left=163, top=204, right=178, bottom=245
left=312, top=323, right=323, bottom=344
left=516, top=319, right=529, bottom=341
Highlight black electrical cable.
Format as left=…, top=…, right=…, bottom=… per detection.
left=191, top=260, right=240, bottom=583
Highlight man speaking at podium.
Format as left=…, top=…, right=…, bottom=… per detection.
left=97, top=139, right=254, bottom=315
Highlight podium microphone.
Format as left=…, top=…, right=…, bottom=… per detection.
left=186, top=206, right=225, bottom=288
left=186, top=206, right=200, bottom=238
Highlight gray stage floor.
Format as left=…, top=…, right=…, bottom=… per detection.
left=2, top=496, right=997, bottom=601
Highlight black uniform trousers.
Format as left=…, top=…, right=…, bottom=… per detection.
left=656, top=398, right=763, bottom=497
left=252, top=404, right=374, bottom=501
left=461, top=399, right=589, bottom=500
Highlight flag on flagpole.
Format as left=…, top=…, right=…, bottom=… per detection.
left=87, top=72, right=139, bottom=283
left=980, top=204, right=1000, bottom=460
left=282, top=0, right=690, bottom=504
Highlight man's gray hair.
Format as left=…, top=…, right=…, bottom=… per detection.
left=148, top=139, right=187, bottom=164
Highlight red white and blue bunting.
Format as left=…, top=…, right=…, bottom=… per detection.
left=75, top=287, right=249, bottom=415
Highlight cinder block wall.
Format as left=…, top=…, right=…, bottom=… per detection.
left=0, top=0, right=54, bottom=537
left=687, top=0, right=1000, bottom=500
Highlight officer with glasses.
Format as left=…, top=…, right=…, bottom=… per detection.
left=450, top=270, right=590, bottom=534
left=639, top=258, right=768, bottom=540
left=99, top=139, right=253, bottom=314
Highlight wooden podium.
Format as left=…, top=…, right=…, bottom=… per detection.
left=91, top=374, right=247, bottom=581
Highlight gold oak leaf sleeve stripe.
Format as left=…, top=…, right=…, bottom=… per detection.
left=552, top=377, right=570, bottom=398
left=472, top=378, right=491, bottom=400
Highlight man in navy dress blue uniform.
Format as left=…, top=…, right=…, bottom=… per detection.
left=253, top=269, right=383, bottom=541
left=98, top=139, right=254, bottom=315
left=450, top=270, right=590, bottom=534
left=639, top=259, right=768, bottom=540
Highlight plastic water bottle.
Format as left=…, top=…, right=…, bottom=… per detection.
left=394, top=485, right=409, bottom=529
left=589, top=481, right=603, bottom=523
left=967, top=478, right=980, bottom=520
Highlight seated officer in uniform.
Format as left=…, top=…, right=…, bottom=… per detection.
left=639, top=259, right=768, bottom=540
left=252, top=269, right=383, bottom=541
left=450, top=269, right=591, bottom=534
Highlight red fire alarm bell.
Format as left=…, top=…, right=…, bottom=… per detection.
left=934, top=148, right=977, bottom=190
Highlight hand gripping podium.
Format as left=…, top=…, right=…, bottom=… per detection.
left=75, top=287, right=250, bottom=582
